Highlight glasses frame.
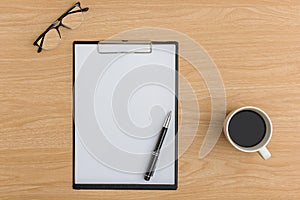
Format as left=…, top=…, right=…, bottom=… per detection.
left=33, top=2, right=89, bottom=53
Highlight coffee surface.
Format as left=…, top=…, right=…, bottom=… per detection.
left=228, top=110, right=266, bottom=147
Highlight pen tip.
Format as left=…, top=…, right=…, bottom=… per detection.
left=163, top=111, right=172, bottom=128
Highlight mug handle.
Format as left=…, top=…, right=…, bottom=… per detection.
left=258, top=146, right=271, bottom=160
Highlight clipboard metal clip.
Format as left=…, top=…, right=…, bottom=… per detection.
left=97, top=40, right=152, bottom=54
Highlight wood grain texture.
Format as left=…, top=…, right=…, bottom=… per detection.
left=1, top=0, right=300, bottom=199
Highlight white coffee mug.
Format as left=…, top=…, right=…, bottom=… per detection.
left=223, top=106, right=272, bottom=160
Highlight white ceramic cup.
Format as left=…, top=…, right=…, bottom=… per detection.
left=223, top=106, right=272, bottom=160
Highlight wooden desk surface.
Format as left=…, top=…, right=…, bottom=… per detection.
left=1, top=0, right=300, bottom=199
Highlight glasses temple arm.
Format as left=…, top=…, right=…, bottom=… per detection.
left=67, top=7, right=89, bottom=15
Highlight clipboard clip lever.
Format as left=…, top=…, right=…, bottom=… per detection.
left=97, top=40, right=152, bottom=54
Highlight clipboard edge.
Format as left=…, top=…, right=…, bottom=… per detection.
left=73, top=183, right=177, bottom=190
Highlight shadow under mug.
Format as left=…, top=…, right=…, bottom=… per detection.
left=223, top=106, right=272, bottom=160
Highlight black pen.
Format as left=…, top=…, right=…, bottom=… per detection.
left=144, top=111, right=172, bottom=181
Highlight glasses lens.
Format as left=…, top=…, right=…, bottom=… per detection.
left=38, top=28, right=61, bottom=50
left=62, top=6, right=83, bottom=29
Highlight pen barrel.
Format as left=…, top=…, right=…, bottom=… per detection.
left=154, top=127, right=168, bottom=151
left=144, top=119, right=170, bottom=181
left=144, top=151, right=160, bottom=181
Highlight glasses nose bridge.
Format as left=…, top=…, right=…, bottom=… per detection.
left=51, top=19, right=63, bottom=38
left=51, top=19, right=60, bottom=28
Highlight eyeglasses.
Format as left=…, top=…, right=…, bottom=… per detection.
left=33, top=2, right=89, bottom=53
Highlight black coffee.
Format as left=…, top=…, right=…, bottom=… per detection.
left=228, top=110, right=266, bottom=147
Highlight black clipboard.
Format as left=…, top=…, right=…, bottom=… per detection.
left=73, top=41, right=178, bottom=190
